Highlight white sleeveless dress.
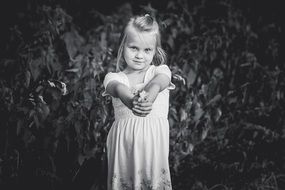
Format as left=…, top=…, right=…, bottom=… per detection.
left=103, top=65, right=175, bottom=190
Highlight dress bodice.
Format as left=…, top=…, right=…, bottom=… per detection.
left=103, top=65, right=175, bottom=120
left=112, top=85, right=170, bottom=120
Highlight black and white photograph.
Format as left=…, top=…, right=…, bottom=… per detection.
left=0, top=0, right=284, bottom=189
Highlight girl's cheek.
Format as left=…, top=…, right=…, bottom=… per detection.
left=147, top=53, right=155, bottom=60
left=127, top=50, right=134, bottom=56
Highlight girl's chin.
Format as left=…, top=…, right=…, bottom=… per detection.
left=129, top=65, right=146, bottom=70
left=125, top=63, right=151, bottom=71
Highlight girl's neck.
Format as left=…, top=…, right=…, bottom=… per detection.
left=123, top=65, right=151, bottom=75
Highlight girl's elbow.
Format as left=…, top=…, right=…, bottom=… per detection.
left=106, top=83, right=120, bottom=97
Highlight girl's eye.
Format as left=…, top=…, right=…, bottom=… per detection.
left=145, top=48, right=153, bottom=53
left=129, top=46, right=138, bottom=50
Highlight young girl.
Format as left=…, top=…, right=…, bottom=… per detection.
left=103, top=14, right=175, bottom=190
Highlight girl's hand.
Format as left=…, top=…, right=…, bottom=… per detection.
left=132, top=91, right=153, bottom=117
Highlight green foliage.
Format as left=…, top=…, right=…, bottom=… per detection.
left=0, top=1, right=284, bottom=190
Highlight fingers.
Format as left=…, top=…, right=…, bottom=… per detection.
left=133, top=103, right=152, bottom=111
left=132, top=105, right=152, bottom=113
left=132, top=92, right=152, bottom=117
left=132, top=108, right=150, bottom=117
left=133, top=99, right=152, bottom=107
left=133, top=98, right=146, bottom=105
left=132, top=103, right=152, bottom=117
left=138, top=101, right=152, bottom=107
left=132, top=111, right=148, bottom=117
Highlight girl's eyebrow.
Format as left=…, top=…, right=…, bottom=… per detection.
left=127, top=44, right=137, bottom=48
left=126, top=42, right=137, bottom=46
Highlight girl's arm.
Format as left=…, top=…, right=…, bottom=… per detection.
left=143, top=73, right=171, bottom=102
left=105, top=81, right=135, bottom=109
left=132, top=73, right=170, bottom=115
left=107, top=81, right=153, bottom=116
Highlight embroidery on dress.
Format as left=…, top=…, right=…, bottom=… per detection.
left=110, top=168, right=172, bottom=190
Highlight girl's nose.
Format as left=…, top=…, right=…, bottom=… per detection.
left=135, top=51, right=143, bottom=59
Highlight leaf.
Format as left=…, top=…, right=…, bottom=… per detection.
left=40, top=104, right=50, bottom=120
left=180, top=142, right=194, bottom=156
left=35, top=85, right=44, bottom=93
left=55, top=123, right=64, bottom=138
left=213, top=108, right=222, bottom=122
left=74, top=121, right=81, bottom=135
left=182, top=61, right=198, bottom=87
left=33, top=114, right=40, bottom=128
left=201, top=128, right=209, bottom=140
left=100, top=32, right=107, bottom=49
left=63, top=30, right=85, bottom=58
left=29, top=110, right=36, bottom=119
left=166, top=36, right=174, bottom=50
left=205, top=94, right=222, bottom=108
left=193, top=107, right=204, bottom=122
left=65, top=68, right=80, bottom=73
left=83, top=92, right=93, bottom=110
left=24, top=70, right=31, bottom=88
left=17, top=120, right=24, bottom=135
left=78, top=154, right=86, bottom=166
left=179, top=108, right=187, bottom=121
left=173, top=74, right=186, bottom=85
left=29, top=58, right=42, bottom=81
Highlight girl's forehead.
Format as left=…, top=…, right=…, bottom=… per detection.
left=125, top=28, right=156, bottom=47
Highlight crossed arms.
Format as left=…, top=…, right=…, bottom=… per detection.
left=105, top=73, right=171, bottom=117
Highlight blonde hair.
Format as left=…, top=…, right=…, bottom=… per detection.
left=116, top=14, right=167, bottom=72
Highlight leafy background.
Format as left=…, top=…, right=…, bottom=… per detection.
left=0, top=0, right=284, bottom=189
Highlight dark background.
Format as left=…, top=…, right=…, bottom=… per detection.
left=0, top=0, right=283, bottom=23
left=0, top=0, right=283, bottom=48
left=1, top=0, right=283, bottom=59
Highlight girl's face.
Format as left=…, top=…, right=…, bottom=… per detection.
left=123, top=29, right=156, bottom=72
